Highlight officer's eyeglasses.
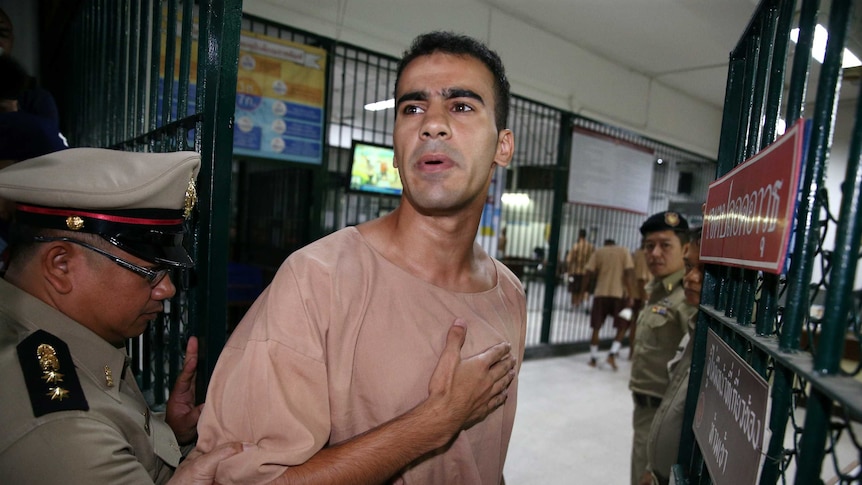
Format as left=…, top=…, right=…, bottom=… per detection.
left=30, top=236, right=171, bottom=286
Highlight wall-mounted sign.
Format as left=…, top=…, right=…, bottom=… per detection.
left=693, top=329, right=769, bottom=485
left=568, top=129, right=654, bottom=214
left=233, top=32, right=327, bottom=164
left=700, top=118, right=808, bottom=273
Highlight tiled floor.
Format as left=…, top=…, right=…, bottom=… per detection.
left=503, top=350, right=862, bottom=485
left=504, top=348, right=635, bottom=484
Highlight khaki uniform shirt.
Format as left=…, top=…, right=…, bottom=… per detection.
left=629, top=269, right=696, bottom=398
left=0, top=279, right=181, bottom=484
left=645, top=313, right=697, bottom=484
left=584, top=244, right=634, bottom=298
left=197, top=227, right=527, bottom=484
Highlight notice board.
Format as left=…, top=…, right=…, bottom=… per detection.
left=567, top=129, right=654, bottom=214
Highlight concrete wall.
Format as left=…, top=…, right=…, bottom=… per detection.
left=243, top=0, right=723, bottom=159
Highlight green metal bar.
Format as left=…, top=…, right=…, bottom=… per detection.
left=133, top=0, right=147, bottom=137
left=164, top=1, right=195, bottom=390
left=108, top=0, right=121, bottom=146
left=738, top=7, right=779, bottom=334
left=176, top=0, right=194, bottom=148
left=193, top=0, right=242, bottom=396
left=758, top=5, right=810, bottom=482
left=117, top=2, right=129, bottom=143
left=126, top=0, right=139, bottom=142
left=781, top=0, right=823, bottom=353
left=678, top=41, right=747, bottom=477
left=760, top=363, right=795, bottom=484
left=747, top=15, right=769, bottom=158
left=161, top=0, right=178, bottom=144
left=541, top=113, right=572, bottom=343
left=796, top=2, right=856, bottom=481
left=813, top=54, right=862, bottom=378
left=148, top=0, right=163, bottom=147
left=726, top=266, right=740, bottom=319
left=784, top=0, right=814, bottom=123
left=762, top=0, right=790, bottom=145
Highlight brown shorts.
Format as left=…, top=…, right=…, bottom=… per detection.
left=568, top=273, right=586, bottom=294
left=590, top=296, right=628, bottom=330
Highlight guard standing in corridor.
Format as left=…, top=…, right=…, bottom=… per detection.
left=628, top=211, right=697, bottom=485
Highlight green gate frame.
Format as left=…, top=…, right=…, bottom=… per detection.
left=60, top=0, right=240, bottom=405
left=677, top=1, right=862, bottom=483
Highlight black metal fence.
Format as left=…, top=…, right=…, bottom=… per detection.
left=57, top=0, right=240, bottom=405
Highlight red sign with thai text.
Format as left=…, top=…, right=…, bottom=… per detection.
left=701, top=118, right=806, bottom=273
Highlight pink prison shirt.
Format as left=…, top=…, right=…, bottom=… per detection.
left=197, top=227, right=526, bottom=484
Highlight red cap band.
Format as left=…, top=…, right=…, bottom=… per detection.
left=17, top=204, right=183, bottom=226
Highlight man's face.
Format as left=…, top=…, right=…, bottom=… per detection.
left=683, top=240, right=704, bottom=306
left=393, top=52, right=513, bottom=215
left=72, top=241, right=176, bottom=346
left=643, top=229, right=686, bottom=278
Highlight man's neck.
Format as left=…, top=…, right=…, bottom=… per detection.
left=357, top=206, right=494, bottom=292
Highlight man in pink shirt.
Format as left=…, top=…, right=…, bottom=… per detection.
left=197, top=31, right=526, bottom=484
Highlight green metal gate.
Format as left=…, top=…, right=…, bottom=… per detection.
left=54, top=0, right=240, bottom=406
left=678, top=0, right=862, bottom=483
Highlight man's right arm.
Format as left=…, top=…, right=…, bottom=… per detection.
left=269, top=319, right=515, bottom=485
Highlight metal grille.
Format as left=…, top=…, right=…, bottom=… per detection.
left=677, top=1, right=862, bottom=483
left=508, top=109, right=714, bottom=350
left=58, top=0, right=240, bottom=406
left=325, top=43, right=401, bottom=229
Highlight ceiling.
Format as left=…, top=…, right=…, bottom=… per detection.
left=479, top=0, right=761, bottom=109
left=477, top=0, right=862, bottom=110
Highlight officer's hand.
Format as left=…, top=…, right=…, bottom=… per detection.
left=168, top=443, right=243, bottom=484
left=166, top=336, right=204, bottom=445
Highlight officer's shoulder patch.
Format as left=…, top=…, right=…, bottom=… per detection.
left=16, top=330, right=89, bottom=417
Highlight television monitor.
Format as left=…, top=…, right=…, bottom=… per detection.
left=348, top=140, right=403, bottom=196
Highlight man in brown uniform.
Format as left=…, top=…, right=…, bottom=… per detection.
left=628, top=211, right=696, bottom=485
left=566, top=228, right=594, bottom=308
left=197, top=32, right=525, bottom=484
left=584, top=238, right=636, bottom=370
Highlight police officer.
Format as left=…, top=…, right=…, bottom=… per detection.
left=0, top=148, right=242, bottom=484
left=628, top=211, right=697, bottom=485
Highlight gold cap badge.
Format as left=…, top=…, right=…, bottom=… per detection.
left=664, top=212, right=680, bottom=227
left=66, top=216, right=85, bottom=231
left=183, top=176, right=197, bottom=219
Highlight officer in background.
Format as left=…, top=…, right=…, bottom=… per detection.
left=0, top=148, right=242, bottom=484
left=628, top=211, right=697, bottom=485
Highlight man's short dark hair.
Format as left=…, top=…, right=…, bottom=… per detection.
left=395, top=31, right=510, bottom=132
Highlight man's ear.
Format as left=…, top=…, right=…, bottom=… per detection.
left=493, top=129, right=514, bottom=168
left=42, top=243, right=75, bottom=294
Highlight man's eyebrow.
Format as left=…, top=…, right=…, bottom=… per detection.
left=396, top=88, right=485, bottom=107
left=443, top=88, right=485, bottom=105
left=396, top=91, right=428, bottom=107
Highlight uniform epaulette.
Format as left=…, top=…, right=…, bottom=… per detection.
left=16, top=329, right=89, bottom=417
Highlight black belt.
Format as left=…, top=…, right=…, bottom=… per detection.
left=633, top=392, right=663, bottom=408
